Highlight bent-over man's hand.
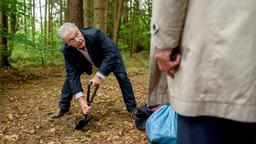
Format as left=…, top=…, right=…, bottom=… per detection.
left=77, top=97, right=91, bottom=114
left=155, top=48, right=181, bottom=78
left=90, top=75, right=102, bottom=87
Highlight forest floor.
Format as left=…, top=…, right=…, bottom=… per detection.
left=0, top=63, right=149, bottom=144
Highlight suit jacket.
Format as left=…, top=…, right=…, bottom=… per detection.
left=61, top=28, right=124, bottom=94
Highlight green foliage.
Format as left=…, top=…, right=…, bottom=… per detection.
left=10, top=23, right=64, bottom=66
left=118, top=0, right=152, bottom=54
left=0, top=0, right=26, bottom=17
left=118, top=19, right=151, bottom=52
left=0, top=0, right=152, bottom=68
left=11, top=43, right=63, bottom=66
left=121, top=51, right=149, bottom=69
left=1, top=20, right=64, bottom=66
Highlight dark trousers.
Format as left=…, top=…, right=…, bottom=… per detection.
left=177, top=114, right=256, bottom=144
left=114, top=72, right=137, bottom=112
left=59, top=78, right=74, bottom=111
left=59, top=72, right=137, bottom=113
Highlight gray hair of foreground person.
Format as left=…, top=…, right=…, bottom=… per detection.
left=59, top=22, right=79, bottom=39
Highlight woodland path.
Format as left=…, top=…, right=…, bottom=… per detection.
left=0, top=65, right=149, bottom=144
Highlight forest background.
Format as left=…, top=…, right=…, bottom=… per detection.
left=0, top=0, right=152, bottom=68
left=0, top=1, right=152, bottom=143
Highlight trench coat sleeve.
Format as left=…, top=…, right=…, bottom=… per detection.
left=151, top=0, right=188, bottom=49
left=148, top=0, right=188, bottom=105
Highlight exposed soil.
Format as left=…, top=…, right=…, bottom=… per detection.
left=0, top=65, right=149, bottom=144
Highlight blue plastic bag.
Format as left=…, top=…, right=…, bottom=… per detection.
left=146, top=104, right=177, bottom=144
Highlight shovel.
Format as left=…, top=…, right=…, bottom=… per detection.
left=75, top=81, right=99, bottom=130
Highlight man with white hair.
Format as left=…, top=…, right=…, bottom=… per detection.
left=52, top=23, right=138, bottom=119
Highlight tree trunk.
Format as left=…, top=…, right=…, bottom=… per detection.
left=104, top=0, right=108, bottom=32
left=23, top=0, right=27, bottom=49
left=32, top=0, right=35, bottom=45
left=0, top=11, right=2, bottom=66
left=123, top=0, right=129, bottom=46
left=134, top=0, right=140, bottom=52
left=9, top=0, right=17, bottom=54
left=44, top=0, right=48, bottom=46
left=39, top=0, right=44, bottom=64
left=83, top=0, right=93, bottom=27
left=94, top=0, right=105, bottom=31
left=0, top=11, right=11, bottom=68
left=39, top=0, right=43, bottom=34
left=105, top=0, right=115, bottom=38
left=60, top=0, right=63, bottom=24
left=113, top=0, right=118, bottom=24
left=83, top=0, right=90, bottom=27
left=64, top=0, right=70, bottom=22
left=129, top=0, right=134, bottom=57
left=48, top=0, right=52, bottom=48
left=69, top=0, right=83, bottom=28
left=123, top=0, right=128, bottom=24
left=113, top=0, right=123, bottom=44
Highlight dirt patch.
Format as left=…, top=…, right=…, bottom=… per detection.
left=0, top=66, right=149, bottom=144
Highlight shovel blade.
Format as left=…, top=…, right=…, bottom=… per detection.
left=75, top=116, right=90, bottom=130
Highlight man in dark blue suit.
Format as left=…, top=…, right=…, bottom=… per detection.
left=52, top=23, right=137, bottom=118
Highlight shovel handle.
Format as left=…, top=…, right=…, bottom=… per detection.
left=87, top=81, right=99, bottom=106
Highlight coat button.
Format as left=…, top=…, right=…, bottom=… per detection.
left=153, top=24, right=156, bottom=31
left=151, top=22, right=159, bottom=34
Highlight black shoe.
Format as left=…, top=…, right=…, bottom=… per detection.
left=51, top=109, right=69, bottom=118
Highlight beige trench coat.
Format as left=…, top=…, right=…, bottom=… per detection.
left=149, top=0, right=256, bottom=122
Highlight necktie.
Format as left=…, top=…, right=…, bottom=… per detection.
left=78, top=47, right=94, bottom=65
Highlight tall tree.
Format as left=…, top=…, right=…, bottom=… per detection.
left=113, top=0, right=123, bottom=44
left=122, top=0, right=129, bottom=44
left=50, top=0, right=54, bottom=49
left=39, top=0, right=44, bottom=64
left=133, top=0, right=140, bottom=52
left=9, top=0, right=17, bottom=53
left=83, top=0, right=93, bottom=27
left=113, top=0, right=118, bottom=25
left=32, top=0, right=35, bottom=45
left=39, top=0, right=43, bottom=34
left=105, top=0, right=115, bottom=38
left=23, top=0, right=27, bottom=49
left=104, top=0, right=109, bottom=32
left=128, top=0, right=140, bottom=56
left=48, top=0, right=53, bottom=48
left=69, top=0, right=83, bottom=28
left=94, top=0, right=105, bottom=31
left=129, top=0, right=134, bottom=56
left=44, top=0, right=48, bottom=46
left=0, top=11, right=2, bottom=67
left=60, top=0, right=63, bottom=24
left=64, top=0, right=69, bottom=22
left=0, top=10, right=11, bottom=68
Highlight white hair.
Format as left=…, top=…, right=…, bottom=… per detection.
left=59, top=22, right=79, bottom=39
